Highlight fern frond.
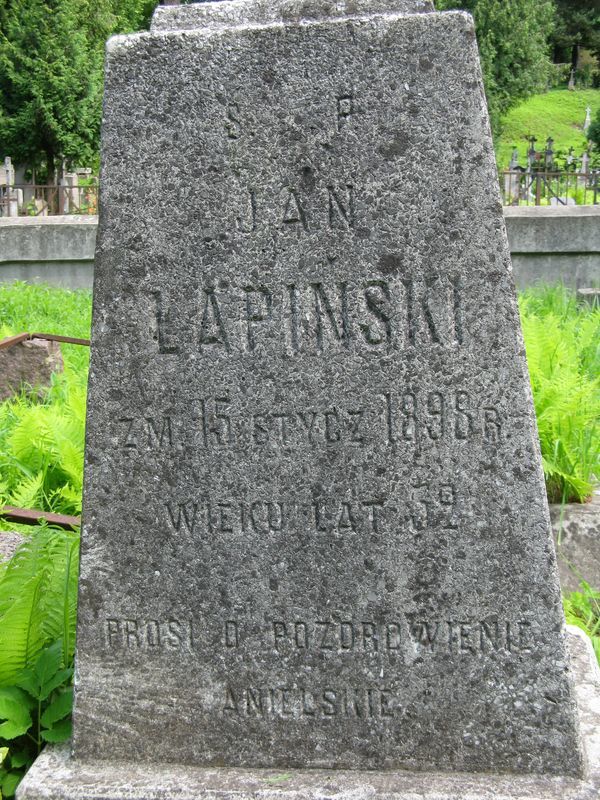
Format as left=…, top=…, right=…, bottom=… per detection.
left=0, top=574, right=48, bottom=686
left=8, top=470, right=44, bottom=510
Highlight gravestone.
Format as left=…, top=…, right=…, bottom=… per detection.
left=0, top=337, right=63, bottom=401
left=19, top=1, right=600, bottom=798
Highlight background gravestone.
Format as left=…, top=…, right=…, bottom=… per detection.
left=19, top=1, right=600, bottom=799
left=0, top=338, right=63, bottom=400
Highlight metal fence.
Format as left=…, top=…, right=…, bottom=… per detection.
left=500, top=171, right=600, bottom=207
left=0, top=183, right=98, bottom=217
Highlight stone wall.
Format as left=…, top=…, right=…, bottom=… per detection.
left=504, top=206, right=600, bottom=289
left=1, top=207, right=599, bottom=290
left=0, top=215, right=96, bottom=289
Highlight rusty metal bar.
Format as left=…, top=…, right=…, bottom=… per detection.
left=0, top=333, right=31, bottom=350
left=0, top=332, right=90, bottom=350
left=1, top=505, right=80, bottom=530
left=29, top=333, right=90, bottom=346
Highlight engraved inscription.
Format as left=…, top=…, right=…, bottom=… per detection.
left=271, top=620, right=402, bottom=652
left=163, top=496, right=388, bottom=537
left=327, top=184, right=354, bottom=228
left=337, top=93, right=354, bottom=131
left=149, top=276, right=466, bottom=356
left=223, top=686, right=396, bottom=719
left=225, top=618, right=533, bottom=657
left=235, top=189, right=257, bottom=233
left=161, top=481, right=463, bottom=540
left=406, top=619, right=533, bottom=655
left=281, top=188, right=308, bottom=231
left=115, top=392, right=503, bottom=453
left=102, top=615, right=534, bottom=660
left=105, top=618, right=196, bottom=651
left=118, top=417, right=173, bottom=450
left=225, top=101, right=242, bottom=139
left=224, top=612, right=535, bottom=660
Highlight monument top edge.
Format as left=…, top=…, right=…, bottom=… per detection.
left=151, top=0, right=434, bottom=33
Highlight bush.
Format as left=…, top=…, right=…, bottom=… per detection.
left=588, top=107, right=600, bottom=151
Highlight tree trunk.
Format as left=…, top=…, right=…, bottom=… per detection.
left=45, top=148, right=57, bottom=214
left=45, top=149, right=55, bottom=186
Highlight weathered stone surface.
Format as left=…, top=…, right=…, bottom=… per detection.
left=24, top=0, right=588, bottom=787
left=151, top=0, right=434, bottom=32
left=0, top=337, right=63, bottom=400
left=552, top=493, right=600, bottom=594
left=17, top=628, right=600, bottom=800
left=0, top=531, right=26, bottom=563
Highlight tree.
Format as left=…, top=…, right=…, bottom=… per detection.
left=435, top=0, right=556, bottom=136
left=588, top=108, right=600, bottom=151
left=0, top=0, right=154, bottom=184
left=552, top=0, right=600, bottom=70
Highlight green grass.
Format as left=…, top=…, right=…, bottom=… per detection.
left=496, top=89, right=600, bottom=170
left=0, top=282, right=91, bottom=375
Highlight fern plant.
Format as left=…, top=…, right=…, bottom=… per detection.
left=564, top=582, right=600, bottom=665
left=519, top=286, right=600, bottom=503
left=0, top=525, right=79, bottom=686
left=0, top=526, right=78, bottom=797
left=0, top=376, right=86, bottom=517
left=0, top=642, right=74, bottom=798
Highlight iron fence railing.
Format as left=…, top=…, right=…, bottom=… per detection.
left=500, top=171, right=600, bottom=207
left=0, top=183, right=98, bottom=217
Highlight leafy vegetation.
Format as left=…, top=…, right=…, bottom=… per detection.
left=435, top=0, right=557, bottom=136
left=588, top=105, right=600, bottom=151
left=0, top=0, right=154, bottom=182
left=0, top=283, right=90, bottom=528
left=496, top=88, right=600, bottom=169
left=564, top=582, right=600, bottom=665
left=0, top=527, right=78, bottom=798
left=519, top=285, right=599, bottom=503
left=552, top=0, right=600, bottom=72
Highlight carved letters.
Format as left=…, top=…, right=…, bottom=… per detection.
left=150, top=277, right=465, bottom=356
left=103, top=616, right=533, bottom=659
left=115, top=391, right=503, bottom=452
left=161, top=482, right=459, bottom=538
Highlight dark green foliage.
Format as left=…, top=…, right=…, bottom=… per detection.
left=552, top=0, right=600, bottom=69
left=0, top=0, right=154, bottom=181
left=435, top=0, right=556, bottom=135
left=0, top=643, right=74, bottom=797
left=589, top=106, right=600, bottom=149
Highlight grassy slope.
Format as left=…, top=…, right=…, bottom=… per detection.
left=0, top=282, right=91, bottom=373
left=496, top=89, right=600, bottom=170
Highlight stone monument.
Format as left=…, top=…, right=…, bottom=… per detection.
left=19, top=0, right=600, bottom=798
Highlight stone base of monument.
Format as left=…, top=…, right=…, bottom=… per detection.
left=17, top=628, right=600, bottom=800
